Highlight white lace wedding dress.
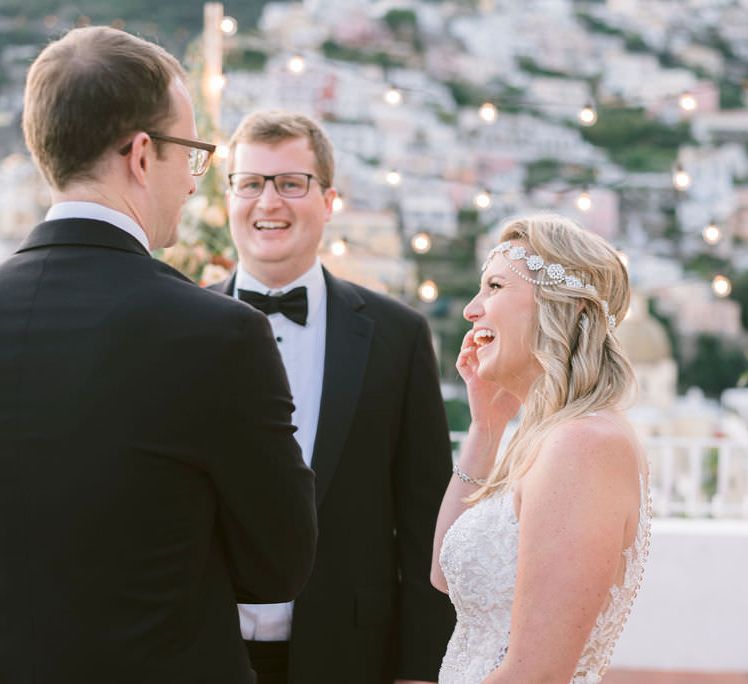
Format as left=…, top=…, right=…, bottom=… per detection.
left=439, top=474, right=651, bottom=683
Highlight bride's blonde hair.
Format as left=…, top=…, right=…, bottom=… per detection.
left=469, top=213, right=636, bottom=503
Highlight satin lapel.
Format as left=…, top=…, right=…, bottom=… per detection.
left=311, top=269, right=374, bottom=507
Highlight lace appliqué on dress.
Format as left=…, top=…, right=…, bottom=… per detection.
left=438, top=475, right=652, bottom=684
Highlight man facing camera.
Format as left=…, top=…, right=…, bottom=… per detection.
left=0, top=28, right=316, bottom=684
left=212, top=111, right=455, bottom=683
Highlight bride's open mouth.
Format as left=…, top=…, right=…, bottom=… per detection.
left=473, top=328, right=496, bottom=351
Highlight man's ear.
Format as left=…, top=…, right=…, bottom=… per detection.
left=125, top=132, right=152, bottom=187
left=322, top=187, right=337, bottom=222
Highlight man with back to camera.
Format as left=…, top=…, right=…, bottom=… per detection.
left=211, top=110, right=456, bottom=683
left=0, top=27, right=317, bottom=684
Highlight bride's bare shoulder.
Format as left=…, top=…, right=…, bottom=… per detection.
left=528, top=411, right=642, bottom=491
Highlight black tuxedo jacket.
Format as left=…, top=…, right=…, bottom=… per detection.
left=213, top=269, right=455, bottom=683
left=0, top=219, right=317, bottom=684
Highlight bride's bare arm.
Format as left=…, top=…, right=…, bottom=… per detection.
left=482, top=417, right=640, bottom=683
left=430, top=330, right=520, bottom=594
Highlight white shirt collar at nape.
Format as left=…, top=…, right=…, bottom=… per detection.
left=45, top=201, right=150, bottom=252
left=234, top=259, right=326, bottom=328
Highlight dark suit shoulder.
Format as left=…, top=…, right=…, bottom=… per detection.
left=329, top=273, right=427, bottom=332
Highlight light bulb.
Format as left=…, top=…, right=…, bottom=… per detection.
left=385, top=170, right=401, bottom=186
left=673, top=165, right=691, bottom=191
left=712, top=274, right=731, bottom=297
left=418, top=280, right=439, bottom=303
left=474, top=190, right=491, bottom=209
left=702, top=222, right=721, bottom=245
left=578, top=104, right=598, bottom=126
left=384, top=86, right=403, bottom=106
left=479, top=102, right=498, bottom=123
left=332, top=196, right=344, bottom=213
left=575, top=190, right=592, bottom=212
left=411, top=232, right=432, bottom=254
left=678, top=91, right=697, bottom=112
left=330, top=239, right=347, bottom=257
left=214, top=144, right=229, bottom=161
left=207, top=74, right=226, bottom=94
left=220, top=17, right=238, bottom=36
left=287, top=54, right=305, bottom=74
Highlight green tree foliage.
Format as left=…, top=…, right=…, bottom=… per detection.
left=730, top=270, right=748, bottom=330
left=680, top=334, right=748, bottom=397
left=321, top=40, right=405, bottom=68
left=580, top=107, right=692, bottom=172
left=383, top=8, right=418, bottom=34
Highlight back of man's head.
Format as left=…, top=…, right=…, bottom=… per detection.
left=23, top=26, right=184, bottom=191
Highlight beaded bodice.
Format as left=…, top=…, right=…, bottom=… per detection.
left=438, top=474, right=651, bottom=684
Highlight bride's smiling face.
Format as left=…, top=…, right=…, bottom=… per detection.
left=463, top=241, right=543, bottom=399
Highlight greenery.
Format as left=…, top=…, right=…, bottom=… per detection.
left=580, top=106, right=692, bottom=172
left=719, top=80, right=745, bottom=109
left=524, top=159, right=595, bottom=190
left=729, top=271, right=748, bottom=330
left=684, top=253, right=731, bottom=278
left=224, top=48, right=267, bottom=72
left=517, top=57, right=569, bottom=79
left=680, top=334, right=748, bottom=397
left=321, top=40, right=406, bottom=68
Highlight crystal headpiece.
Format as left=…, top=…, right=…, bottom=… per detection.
left=484, top=241, right=617, bottom=330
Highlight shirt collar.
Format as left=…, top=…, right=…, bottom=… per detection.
left=45, top=201, right=150, bottom=252
left=235, top=259, right=326, bottom=326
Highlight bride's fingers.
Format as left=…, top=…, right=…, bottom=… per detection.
left=460, top=329, right=475, bottom=352
left=456, top=344, right=477, bottom=372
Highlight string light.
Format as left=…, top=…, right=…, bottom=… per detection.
left=578, top=103, right=598, bottom=126
left=575, top=189, right=592, bottom=212
left=287, top=54, right=306, bottom=74
left=702, top=221, right=721, bottom=245
left=220, top=17, right=238, bottom=36
left=332, top=196, right=344, bottom=213
left=385, top=170, right=402, bottom=186
left=474, top=189, right=492, bottom=209
left=479, top=102, right=498, bottom=123
left=672, top=164, right=691, bottom=191
left=214, top=144, right=229, bottom=161
left=384, top=85, right=403, bottom=106
left=418, top=279, right=439, bottom=302
left=678, top=91, right=697, bottom=112
left=712, top=274, right=732, bottom=297
left=411, top=232, right=432, bottom=254
left=207, top=74, right=226, bottom=94
left=330, top=238, right=348, bottom=257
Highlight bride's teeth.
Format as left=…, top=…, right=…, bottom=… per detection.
left=473, top=329, right=496, bottom=346
left=256, top=221, right=288, bottom=230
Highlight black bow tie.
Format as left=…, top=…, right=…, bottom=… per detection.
left=238, top=286, right=308, bottom=326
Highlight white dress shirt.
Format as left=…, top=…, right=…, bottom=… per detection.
left=234, top=259, right=327, bottom=641
left=45, top=201, right=150, bottom=252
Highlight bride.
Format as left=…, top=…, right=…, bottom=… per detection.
left=432, top=213, right=650, bottom=683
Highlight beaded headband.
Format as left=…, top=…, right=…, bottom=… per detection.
left=483, top=241, right=617, bottom=330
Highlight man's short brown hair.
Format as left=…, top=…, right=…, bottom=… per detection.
left=23, top=26, right=184, bottom=190
left=227, top=111, right=335, bottom=190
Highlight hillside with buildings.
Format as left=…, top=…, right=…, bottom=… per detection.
left=1, top=0, right=748, bottom=421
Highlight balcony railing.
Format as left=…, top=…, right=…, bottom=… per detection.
left=449, top=432, right=748, bottom=519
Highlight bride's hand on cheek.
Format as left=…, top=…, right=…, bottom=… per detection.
left=456, top=330, right=521, bottom=430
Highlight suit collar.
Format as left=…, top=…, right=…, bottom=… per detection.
left=17, top=218, right=151, bottom=258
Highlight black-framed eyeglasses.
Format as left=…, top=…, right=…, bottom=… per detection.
left=119, top=133, right=216, bottom=176
left=228, top=172, right=319, bottom=199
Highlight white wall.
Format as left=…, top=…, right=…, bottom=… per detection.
left=612, top=518, right=748, bottom=671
